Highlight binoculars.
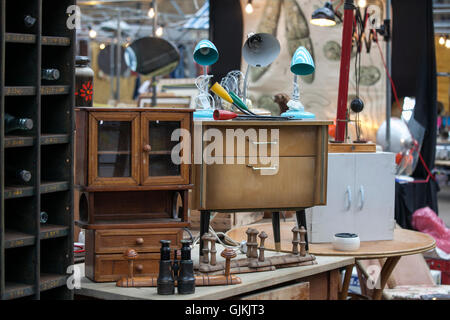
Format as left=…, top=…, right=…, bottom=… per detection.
left=157, top=239, right=195, bottom=295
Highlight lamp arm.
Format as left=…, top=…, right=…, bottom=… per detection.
left=242, top=64, right=250, bottom=105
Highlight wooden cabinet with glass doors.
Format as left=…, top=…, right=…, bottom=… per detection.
left=74, top=107, right=193, bottom=282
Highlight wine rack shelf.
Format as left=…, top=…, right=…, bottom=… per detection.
left=0, top=0, right=75, bottom=300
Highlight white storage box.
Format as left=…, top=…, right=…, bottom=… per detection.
left=306, top=152, right=396, bottom=243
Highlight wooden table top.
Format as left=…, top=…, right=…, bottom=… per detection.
left=75, top=246, right=354, bottom=300
left=226, top=222, right=436, bottom=259
left=195, top=119, right=333, bottom=126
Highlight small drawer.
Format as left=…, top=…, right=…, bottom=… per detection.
left=94, top=228, right=183, bottom=254
left=202, top=157, right=318, bottom=210
left=91, top=253, right=160, bottom=282
left=205, top=125, right=319, bottom=158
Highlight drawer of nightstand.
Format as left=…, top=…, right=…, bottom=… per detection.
left=201, top=156, right=318, bottom=210
left=90, top=253, right=160, bottom=282
left=94, top=228, right=183, bottom=254
left=206, top=125, right=320, bottom=157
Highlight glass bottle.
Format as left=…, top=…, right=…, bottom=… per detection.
left=4, top=113, right=33, bottom=133
left=75, top=56, right=94, bottom=107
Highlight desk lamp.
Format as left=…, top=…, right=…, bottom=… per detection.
left=193, top=39, right=219, bottom=119
left=242, top=33, right=280, bottom=104
left=280, top=46, right=316, bottom=119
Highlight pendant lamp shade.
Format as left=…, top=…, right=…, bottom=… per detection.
left=310, top=1, right=336, bottom=27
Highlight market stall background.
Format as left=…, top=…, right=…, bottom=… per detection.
left=240, top=0, right=386, bottom=143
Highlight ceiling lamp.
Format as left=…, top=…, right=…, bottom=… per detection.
left=310, top=2, right=336, bottom=27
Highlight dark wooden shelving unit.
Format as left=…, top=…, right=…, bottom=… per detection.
left=0, top=0, right=75, bottom=300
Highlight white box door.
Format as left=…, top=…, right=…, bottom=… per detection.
left=353, top=153, right=396, bottom=241
left=309, top=153, right=356, bottom=243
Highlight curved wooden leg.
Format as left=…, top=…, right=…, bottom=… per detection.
left=339, top=264, right=354, bottom=300
left=272, top=212, right=281, bottom=251
left=372, top=256, right=401, bottom=300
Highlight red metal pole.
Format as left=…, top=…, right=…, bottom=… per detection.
left=335, top=1, right=355, bottom=142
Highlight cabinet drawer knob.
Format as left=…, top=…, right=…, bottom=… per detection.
left=143, top=144, right=152, bottom=152
left=136, top=238, right=144, bottom=245
left=135, top=264, right=144, bottom=272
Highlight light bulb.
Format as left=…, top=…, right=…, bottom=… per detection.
left=439, top=36, right=445, bottom=45
left=99, top=43, right=106, bottom=50
left=245, top=3, right=253, bottom=14
left=89, top=29, right=97, bottom=39
left=446, top=39, right=450, bottom=48
left=358, top=0, right=367, bottom=7
left=148, top=7, right=155, bottom=18
left=155, top=26, right=163, bottom=37
left=310, top=18, right=336, bottom=27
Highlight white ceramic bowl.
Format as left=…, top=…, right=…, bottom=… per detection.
left=333, top=233, right=360, bottom=251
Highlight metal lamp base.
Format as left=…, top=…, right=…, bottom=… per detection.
left=194, top=109, right=215, bottom=119
left=280, top=109, right=316, bottom=119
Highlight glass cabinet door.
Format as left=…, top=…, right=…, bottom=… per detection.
left=89, top=112, right=139, bottom=185
left=141, top=112, right=190, bottom=185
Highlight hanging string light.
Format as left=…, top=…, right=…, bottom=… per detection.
left=88, top=26, right=97, bottom=39
left=245, top=0, right=254, bottom=14
left=155, top=25, right=164, bottom=37
left=446, top=38, right=450, bottom=49
left=147, top=4, right=155, bottom=18
left=439, top=35, right=445, bottom=45
left=99, top=43, right=106, bottom=50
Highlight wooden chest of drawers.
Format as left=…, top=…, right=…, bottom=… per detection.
left=84, top=228, right=184, bottom=282
left=192, top=120, right=331, bottom=211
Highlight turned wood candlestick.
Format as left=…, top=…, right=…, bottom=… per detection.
left=221, top=248, right=237, bottom=277
left=124, top=248, right=138, bottom=281
left=209, top=234, right=217, bottom=266
left=247, top=228, right=259, bottom=259
left=299, top=226, right=307, bottom=256
left=201, top=233, right=211, bottom=264
left=292, top=226, right=300, bottom=255
left=245, top=228, right=252, bottom=258
left=258, top=231, right=268, bottom=262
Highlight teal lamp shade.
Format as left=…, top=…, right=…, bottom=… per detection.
left=193, top=39, right=219, bottom=66
left=290, top=46, right=315, bottom=76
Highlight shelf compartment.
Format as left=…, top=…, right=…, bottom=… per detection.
left=41, top=86, right=70, bottom=95
left=3, top=282, right=35, bottom=300
left=4, top=185, right=34, bottom=199
left=40, top=224, right=69, bottom=240
left=4, top=86, right=36, bottom=96
left=41, top=134, right=70, bottom=145
left=42, top=36, right=70, bottom=46
left=4, top=230, right=36, bottom=249
left=5, top=181, right=70, bottom=199
left=4, top=135, right=34, bottom=148
left=40, top=181, right=70, bottom=194
left=4, top=134, right=70, bottom=148
left=5, top=33, right=36, bottom=44
left=39, top=274, right=67, bottom=292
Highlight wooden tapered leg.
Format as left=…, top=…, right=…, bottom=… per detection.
left=372, top=256, right=401, bottom=300
left=296, top=210, right=308, bottom=251
left=200, top=210, right=211, bottom=258
left=272, top=212, right=281, bottom=251
left=339, top=264, right=354, bottom=300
